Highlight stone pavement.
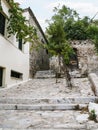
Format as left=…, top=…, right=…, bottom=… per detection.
left=0, top=70, right=98, bottom=129
left=0, top=110, right=98, bottom=130
left=0, top=78, right=94, bottom=98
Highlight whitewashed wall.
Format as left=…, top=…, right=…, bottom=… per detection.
left=0, top=0, right=30, bottom=87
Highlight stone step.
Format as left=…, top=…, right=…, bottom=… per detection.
left=35, top=70, right=55, bottom=78
left=0, top=103, right=87, bottom=110
left=0, top=97, right=97, bottom=104
left=0, top=129, right=85, bottom=130
left=0, top=125, right=87, bottom=130
left=0, top=125, right=97, bottom=129
left=0, top=109, right=98, bottom=129
left=0, top=128, right=85, bottom=130
left=0, top=127, right=97, bottom=130
left=0, top=123, right=98, bottom=130
left=0, top=124, right=86, bottom=129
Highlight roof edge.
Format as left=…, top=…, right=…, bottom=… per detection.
left=24, top=7, right=48, bottom=44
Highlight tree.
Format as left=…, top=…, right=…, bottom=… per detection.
left=46, top=5, right=98, bottom=86
left=64, top=16, right=90, bottom=40
left=60, top=5, right=98, bottom=52
left=46, top=6, right=98, bottom=85
left=88, top=22, right=98, bottom=52
left=0, top=0, right=39, bottom=46
left=46, top=7, right=73, bottom=86
left=56, top=5, right=90, bottom=40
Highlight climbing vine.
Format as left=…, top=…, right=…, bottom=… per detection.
left=0, top=0, right=39, bottom=45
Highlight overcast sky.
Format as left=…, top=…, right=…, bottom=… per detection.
left=14, top=0, right=98, bottom=32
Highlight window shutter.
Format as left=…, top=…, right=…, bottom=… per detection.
left=0, top=13, right=5, bottom=35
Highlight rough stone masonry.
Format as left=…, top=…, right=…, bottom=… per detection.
left=71, top=40, right=98, bottom=75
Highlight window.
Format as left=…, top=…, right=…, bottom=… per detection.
left=46, top=49, right=48, bottom=54
left=11, top=70, right=23, bottom=79
left=18, top=38, right=23, bottom=50
left=0, top=67, right=3, bottom=86
left=0, top=12, right=5, bottom=35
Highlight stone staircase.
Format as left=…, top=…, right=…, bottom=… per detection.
left=0, top=97, right=98, bottom=110
left=35, top=70, right=55, bottom=78
left=0, top=70, right=98, bottom=129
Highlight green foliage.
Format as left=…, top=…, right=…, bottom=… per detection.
left=53, top=5, right=90, bottom=40
left=64, top=16, right=90, bottom=40
left=87, top=22, right=98, bottom=52
left=7, top=0, right=38, bottom=44
left=61, top=42, right=73, bottom=64
left=47, top=5, right=98, bottom=54
left=88, top=24, right=98, bottom=39
left=46, top=6, right=77, bottom=64
left=46, top=19, right=65, bottom=54
left=46, top=13, right=73, bottom=64
left=89, top=109, right=97, bottom=122
left=0, top=0, right=39, bottom=46
left=53, top=5, right=79, bottom=22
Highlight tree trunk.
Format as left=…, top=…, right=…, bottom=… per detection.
left=62, top=58, right=72, bottom=87
left=55, top=55, right=72, bottom=87
left=56, top=54, right=61, bottom=83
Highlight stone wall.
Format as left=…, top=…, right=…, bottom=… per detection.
left=24, top=8, right=49, bottom=78
left=71, top=40, right=98, bottom=75
left=30, top=47, right=49, bottom=78
left=49, top=40, right=98, bottom=76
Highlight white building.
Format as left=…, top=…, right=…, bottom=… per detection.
left=0, top=0, right=30, bottom=87
left=0, top=0, right=49, bottom=87
left=0, top=0, right=29, bottom=87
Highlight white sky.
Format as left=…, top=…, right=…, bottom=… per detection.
left=15, top=0, right=98, bottom=32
